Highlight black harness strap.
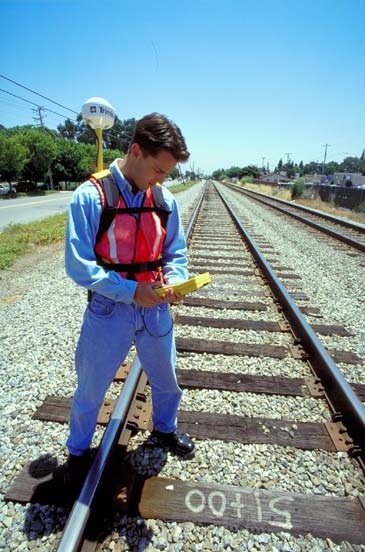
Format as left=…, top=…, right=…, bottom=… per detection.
left=98, top=258, right=163, bottom=273
left=95, top=174, right=121, bottom=244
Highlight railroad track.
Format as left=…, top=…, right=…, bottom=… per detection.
left=6, top=181, right=365, bottom=550
left=225, top=182, right=365, bottom=254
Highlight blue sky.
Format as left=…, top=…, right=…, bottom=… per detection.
left=1, top=0, right=364, bottom=174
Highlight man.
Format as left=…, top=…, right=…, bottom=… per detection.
left=63, top=113, right=195, bottom=486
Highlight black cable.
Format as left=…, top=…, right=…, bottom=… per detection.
left=0, top=73, right=78, bottom=114
left=0, top=88, right=74, bottom=120
left=142, top=308, right=173, bottom=338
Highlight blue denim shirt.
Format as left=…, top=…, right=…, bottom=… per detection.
left=65, top=159, right=188, bottom=304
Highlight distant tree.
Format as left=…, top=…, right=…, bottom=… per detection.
left=74, top=114, right=97, bottom=145
left=0, top=133, right=28, bottom=189
left=302, top=161, right=321, bottom=175
left=240, top=165, right=260, bottom=179
left=77, top=143, right=98, bottom=178
left=341, top=156, right=361, bottom=173
left=185, top=170, right=196, bottom=180
left=103, top=117, right=135, bottom=152
left=57, top=118, right=79, bottom=140
left=324, top=161, right=340, bottom=175
left=57, top=115, right=135, bottom=154
left=57, top=114, right=98, bottom=145
left=226, top=166, right=242, bottom=179
left=103, top=148, right=124, bottom=167
left=18, top=128, right=58, bottom=183
left=212, top=168, right=226, bottom=180
left=51, top=139, right=92, bottom=185
left=277, top=158, right=283, bottom=171
left=169, top=167, right=180, bottom=180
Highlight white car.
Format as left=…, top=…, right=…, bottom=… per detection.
left=0, top=183, right=15, bottom=196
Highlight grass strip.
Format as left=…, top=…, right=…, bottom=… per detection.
left=0, top=213, right=68, bottom=270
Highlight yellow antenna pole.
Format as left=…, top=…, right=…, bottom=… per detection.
left=82, top=97, right=115, bottom=172
left=96, top=127, right=103, bottom=171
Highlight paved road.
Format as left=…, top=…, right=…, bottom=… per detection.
left=0, top=192, right=74, bottom=231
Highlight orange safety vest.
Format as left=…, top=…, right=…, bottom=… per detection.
left=91, top=170, right=170, bottom=283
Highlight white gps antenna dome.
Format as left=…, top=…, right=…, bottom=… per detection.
left=81, top=97, right=116, bottom=129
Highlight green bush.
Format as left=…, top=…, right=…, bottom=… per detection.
left=291, top=178, right=305, bottom=200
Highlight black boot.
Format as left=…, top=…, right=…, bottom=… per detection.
left=53, top=449, right=96, bottom=496
left=151, top=429, right=195, bottom=459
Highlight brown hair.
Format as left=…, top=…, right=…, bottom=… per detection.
left=130, top=113, right=190, bottom=162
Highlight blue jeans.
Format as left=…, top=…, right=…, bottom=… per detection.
left=66, top=292, right=182, bottom=455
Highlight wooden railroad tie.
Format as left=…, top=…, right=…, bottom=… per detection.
left=6, top=446, right=365, bottom=545
left=136, top=476, right=365, bottom=545
left=176, top=336, right=362, bottom=365
left=174, top=314, right=352, bottom=336
left=30, top=398, right=358, bottom=454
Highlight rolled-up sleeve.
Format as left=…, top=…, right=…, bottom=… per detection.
left=64, top=182, right=137, bottom=303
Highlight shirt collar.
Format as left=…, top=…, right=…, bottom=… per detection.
left=110, top=158, right=146, bottom=197
left=109, top=159, right=132, bottom=193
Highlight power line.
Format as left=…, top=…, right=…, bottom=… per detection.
left=0, top=88, right=73, bottom=120
left=0, top=87, right=41, bottom=108
left=0, top=73, right=78, bottom=115
left=0, top=97, right=35, bottom=113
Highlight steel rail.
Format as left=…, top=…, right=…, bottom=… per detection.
left=216, top=184, right=365, bottom=463
left=57, top=356, right=144, bottom=552
left=228, top=183, right=365, bottom=232
left=226, top=183, right=365, bottom=253
left=185, top=183, right=206, bottom=240
left=56, top=181, right=208, bottom=552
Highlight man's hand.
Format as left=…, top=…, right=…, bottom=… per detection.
left=133, top=283, right=183, bottom=306
left=160, top=287, right=183, bottom=304
left=133, top=282, right=165, bottom=307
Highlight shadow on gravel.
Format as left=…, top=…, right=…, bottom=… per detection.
left=18, top=434, right=170, bottom=549
left=19, top=454, right=71, bottom=541
left=87, top=435, right=169, bottom=551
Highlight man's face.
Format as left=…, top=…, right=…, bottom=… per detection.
left=130, top=143, right=177, bottom=192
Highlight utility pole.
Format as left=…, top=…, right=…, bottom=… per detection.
left=189, top=162, right=195, bottom=180
left=322, top=144, right=331, bottom=175
left=33, top=105, right=45, bottom=127
left=284, top=152, right=292, bottom=164
left=284, top=153, right=292, bottom=177
left=178, top=163, right=186, bottom=186
left=361, top=149, right=365, bottom=176
left=33, top=106, right=54, bottom=189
